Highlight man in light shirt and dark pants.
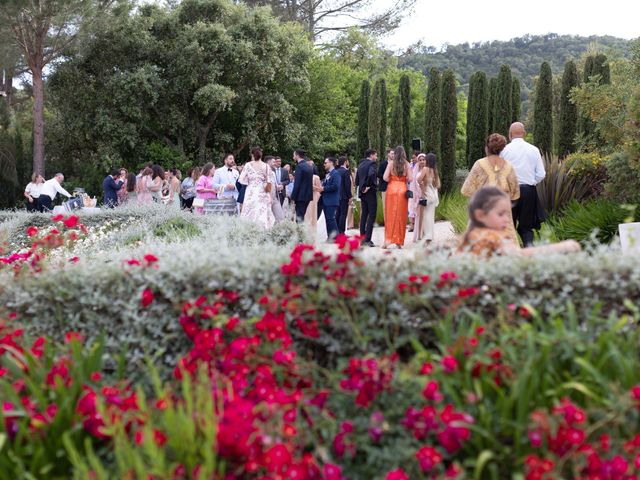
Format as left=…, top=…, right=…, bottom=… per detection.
left=500, top=122, right=546, bottom=247
left=39, top=173, right=72, bottom=211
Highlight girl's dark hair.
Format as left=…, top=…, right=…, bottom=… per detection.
left=126, top=172, right=137, bottom=193
left=151, top=164, right=165, bottom=180
left=425, top=152, right=441, bottom=190
left=392, top=146, right=407, bottom=177
left=170, top=167, right=178, bottom=176
left=201, top=162, right=214, bottom=176
left=486, top=133, right=507, bottom=155
left=251, top=146, right=263, bottom=161
left=462, top=186, right=509, bottom=244
left=141, top=167, right=153, bottom=176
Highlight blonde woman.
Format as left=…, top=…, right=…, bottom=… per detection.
left=414, top=153, right=441, bottom=243
left=24, top=172, right=44, bottom=212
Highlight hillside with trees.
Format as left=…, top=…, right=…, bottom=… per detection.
left=398, top=33, right=631, bottom=92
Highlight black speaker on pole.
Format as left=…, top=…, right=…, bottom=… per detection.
left=411, top=138, right=422, bottom=152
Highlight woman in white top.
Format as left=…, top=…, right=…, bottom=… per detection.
left=24, top=173, right=44, bottom=212
left=238, top=146, right=275, bottom=229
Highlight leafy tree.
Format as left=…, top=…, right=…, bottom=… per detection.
left=356, top=79, right=370, bottom=158
left=241, top=0, right=417, bottom=41
left=558, top=60, right=579, bottom=157
left=494, top=64, right=512, bottom=137
left=467, top=71, right=488, bottom=167
left=0, top=0, right=113, bottom=175
left=424, top=68, right=441, bottom=157
left=399, top=74, right=411, bottom=154
left=440, top=69, right=457, bottom=194
left=487, top=77, right=497, bottom=134
left=390, top=95, right=403, bottom=149
left=368, top=78, right=388, bottom=157
left=512, top=77, right=521, bottom=122
left=533, top=61, right=554, bottom=155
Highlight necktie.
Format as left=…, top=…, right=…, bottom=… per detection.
left=228, top=168, right=232, bottom=172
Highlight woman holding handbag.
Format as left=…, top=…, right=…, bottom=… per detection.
left=414, top=153, right=441, bottom=243
left=238, top=146, right=275, bottom=229
left=382, top=145, right=413, bottom=249
left=194, top=163, right=216, bottom=214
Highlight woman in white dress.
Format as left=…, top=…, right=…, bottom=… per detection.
left=238, top=147, right=275, bottom=229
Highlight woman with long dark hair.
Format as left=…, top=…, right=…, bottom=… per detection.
left=195, top=163, right=216, bottom=214
left=382, top=146, right=413, bottom=249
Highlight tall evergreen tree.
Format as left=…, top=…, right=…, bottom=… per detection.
left=440, top=69, right=457, bottom=194
left=368, top=78, right=388, bottom=157
left=467, top=71, right=488, bottom=168
left=494, top=65, right=512, bottom=137
left=465, top=74, right=475, bottom=163
left=390, top=96, right=403, bottom=148
left=356, top=79, right=370, bottom=158
left=487, top=77, right=497, bottom=135
left=424, top=68, right=441, bottom=158
left=533, top=61, right=554, bottom=155
left=593, top=53, right=611, bottom=84
left=579, top=54, right=609, bottom=148
left=558, top=60, right=579, bottom=158
left=511, top=77, right=521, bottom=122
left=399, top=74, right=411, bottom=154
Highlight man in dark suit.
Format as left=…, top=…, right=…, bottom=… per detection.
left=102, top=168, right=124, bottom=208
left=336, top=156, right=352, bottom=234
left=377, top=148, right=392, bottom=224
left=290, top=149, right=313, bottom=223
left=273, top=156, right=289, bottom=205
left=355, top=148, right=378, bottom=247
left=320, top=157, right=342, bottom=240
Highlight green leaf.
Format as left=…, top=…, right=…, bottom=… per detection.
left=474, top=450, right=495, bottom=479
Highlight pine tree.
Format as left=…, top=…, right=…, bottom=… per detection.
left=440, top=69, right=457, bottom=194
left=487, top=77, right=497, bottom=135
left=494, top=65, right=512, bottom=137
left=399, top=74, right=411, bottom=154
left=558, top=60, right=579, bottom=158
left=356, top=79, right=370, bottom=158
left=390, top=96, right=403, bottom=149
left=467, top=71, right=488, bottom=168
left=424, top=68, right=441, bottom=158
left=533, top=61, right=554, bottom=155
left=368, top=78, right=388, bottom=157
left=511, top=77, right=521, bottom=122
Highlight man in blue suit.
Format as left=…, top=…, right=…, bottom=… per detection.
left=102, top=168, right=124, bottom=208
left=336, top=156, right=352, bottom=234
left=320, top=157, right=341, bottom=240
left=290, top=149, right=313, bottom=223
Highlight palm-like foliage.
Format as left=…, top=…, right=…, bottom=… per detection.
left=536, top=154, right=591, bottom=216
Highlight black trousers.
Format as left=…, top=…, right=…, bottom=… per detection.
left=39, top=195, right=53, bottom=212
left=337, top=200, right=349, bottom=234
left=295, top=201, right=310, bottom=223
left=359, top=190, right=377, bottom=242
left=26, top=198, right=40, bottom=212
left=512, top=184, right=541, bottom=247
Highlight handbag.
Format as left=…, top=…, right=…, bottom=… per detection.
left=418, top=198, right=428, bottom=207
left=193, top=198, right=205, bottom=208
left=405, top=190, right=413, bottom=199
left=264, top=164, right=272, bottom=193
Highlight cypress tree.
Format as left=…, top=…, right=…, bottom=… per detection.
left=368, top=78, right=388, bottom=157
left=467, top=71, right=488, bottom=168
left=465, top=74, right=475, bottom=163
left=424, top=68, right=441, bottom=158
left=511, top=77, right=521, bottom=122
left=579, top=56, right=596, bottom=140
left=558, top=60, right=579, bottom=158
left=390, top=96, right=403, bottom=148
left=494, top=65, right=512, bottom=137
left=356, top=80, right=370, bottom=158
left=440, top=69, right=457, bottom=194
left=533, top=61, right=554, bottom=156
left=399, top=74, right=411, bottom=154
left=593, top=54, right=611, bottom=84
left=487, top=77, right=497, bottom=135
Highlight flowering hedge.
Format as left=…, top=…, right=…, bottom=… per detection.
left=3, top=217, right=640, bottom=478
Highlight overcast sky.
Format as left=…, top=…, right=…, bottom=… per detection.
left=381, top=0, right=639, bottom=51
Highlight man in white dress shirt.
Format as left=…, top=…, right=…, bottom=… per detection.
left=39, top=173, right=72, bottom=211
left=212, top=154, right=239, bottom=200
left=500, top=122, right=546, bottom=247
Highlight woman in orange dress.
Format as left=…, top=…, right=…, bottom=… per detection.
left=382, top=145, right=413, bottom=249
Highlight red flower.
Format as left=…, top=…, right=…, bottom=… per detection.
left=323, top=464, right=344, bottom=480
left=68, top=256, right=80, bottom=263
left=63, top=215, right=79, bottom=228
left=26, top=226, right=38, bottom=237
left=141, top=289, right=154, bottom=307
left=420, top=362, right=434, bottom=375
left=51, top=214, right=64, bottom=222
left=143, top=253, right=158, bottom=265
left=441, top=355, right=458, bottom=373
left=64, top=331, right=83, bottom=344
left=415, top=446, right=442, bottom=472
left=385, top=468, right=409, bottom=480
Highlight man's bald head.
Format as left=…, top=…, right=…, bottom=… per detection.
left=509, top=122, right=525, bottom=140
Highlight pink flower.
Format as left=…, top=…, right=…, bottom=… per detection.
left=62, top=215, right=79, bottom=228
left=415, top=446, right=442, bottom=472
left=141, top=289, right=154, bottom=307
left=385, top=469, right=409, bottom=480
left=26, top=226, right=38, bottom=237
left=441, top=355, right=458, bottom=373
